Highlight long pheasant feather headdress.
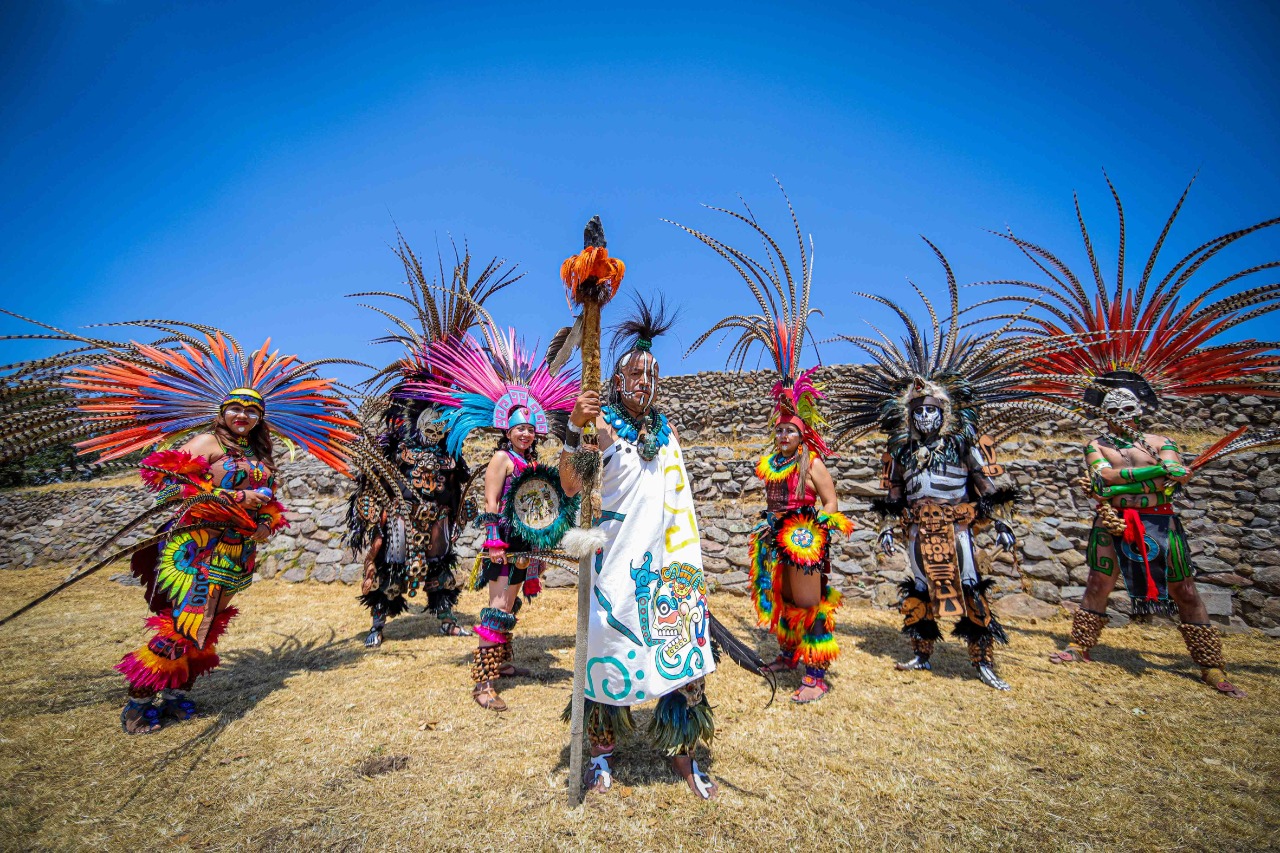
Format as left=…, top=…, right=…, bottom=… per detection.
left=825, top=239, right=1104, bottom=456
left=348, top=233, right=523, bottom=397
left=670, top=181, right=829, bottom=455
left=981, top=173, right=1280, bottom=403
left=1, top=312, right=359, bottom=473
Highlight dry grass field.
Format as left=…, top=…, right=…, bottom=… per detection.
left=0, top=568, right=1277, bottom=852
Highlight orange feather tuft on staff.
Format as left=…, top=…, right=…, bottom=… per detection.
left=560, top=246, right=625, bottom=307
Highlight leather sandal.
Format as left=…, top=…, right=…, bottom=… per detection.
left=499, top=663, right=532, bottom=678
left=585, top=752, right=614, bottom=794
left=1049, top=647, right=1091, bottom=664
left=791, top=674, right=830, bottom=704
left=1202, top=669, right=1246, bottom=699
left=439, top=620, right=472, bottom=637
left=763, top=652, right=798, bottom=674
left=157, top=693, right=198, bottom=722
left=120, top=699, right=162, bottom=735
left=670, top=754, right=717, bottom=800
left=472, top=681, right=507, bottom=712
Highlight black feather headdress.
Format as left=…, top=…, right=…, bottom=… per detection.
left=608, top=292, right=678, bottom=368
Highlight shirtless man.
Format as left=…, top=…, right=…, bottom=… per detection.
left=1049, top=373, right=1245, bottom=698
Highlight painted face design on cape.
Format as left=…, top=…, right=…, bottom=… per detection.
left=615, top=351, right=659, bottom=412
left=912, top=403, right=943, bottom=437
left=1101, top=387, right=1142, bottom=422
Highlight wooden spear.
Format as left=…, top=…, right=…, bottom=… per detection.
left=559, top=216, right=624, bottom=806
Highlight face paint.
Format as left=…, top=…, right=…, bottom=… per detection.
left=614, top=351, right=658, bottom=414
left=912, top=403, right=943, bottom=436
left=221, top=405, right=260, bottom=435
left=1101, top=387, right=1142, bottom=422
left=774, top=424, right=802, bottom=455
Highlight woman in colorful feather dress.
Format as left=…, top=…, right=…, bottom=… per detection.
left=0, top=317, right=356, bottom=733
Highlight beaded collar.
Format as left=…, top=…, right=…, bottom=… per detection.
left=603, top=403, right=670, bottom=461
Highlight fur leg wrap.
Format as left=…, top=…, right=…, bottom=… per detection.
left=471, top=645, right=506, bottom=684
left=911, top=638, right=935, bottom=656
left=778, top=586, right=841, bottom=668
left=563, top=699, right=635, bottom=749
left=1071, top=608, right=1107, bottom=652
left=358, top=589, right=408, bottom=620
left=475, top=607, right=516, bottom=645
left=953, top=613, right=1008, bottom=666
left=967, top=637, right=995, bottom=666
left=649, top=678, right=715, bottom=756
left=116, top=607, right=238, bottom=694
left=1179, top=622, right=1225, bottom=670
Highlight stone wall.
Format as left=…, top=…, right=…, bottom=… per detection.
left=2, top=366, right=1277, bottom=635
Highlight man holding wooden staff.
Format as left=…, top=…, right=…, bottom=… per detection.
left=559, top=292, right=718, bottom=801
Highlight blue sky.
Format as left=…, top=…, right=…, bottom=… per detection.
left=2, top=0, right=1277, bottom=385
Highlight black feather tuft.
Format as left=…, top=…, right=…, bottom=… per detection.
left=978, top=487, right=1021, bottom=518
left=608, top=293, right=679, bottom=364
left=951, top=615, right=1008, bottom=646
left=707, top=613, right=777, bottom=706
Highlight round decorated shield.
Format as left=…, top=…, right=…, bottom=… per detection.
left=501, top=464, right=580, bottom=550
left=774, top=508, right=829, bottom=568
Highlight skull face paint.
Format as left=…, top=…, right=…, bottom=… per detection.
left=613, top=350, right=659, bottom=414
left=1101, top=387, right=1142, bottom=422
left=912, top=403, right=943, bottom=437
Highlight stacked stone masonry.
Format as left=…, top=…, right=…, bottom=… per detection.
left=3, top=366, right=1278, bottom=636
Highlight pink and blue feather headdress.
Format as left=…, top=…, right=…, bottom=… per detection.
left=399, top=318, right=579, bottom=457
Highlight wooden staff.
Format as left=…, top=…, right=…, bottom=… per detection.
left=560, top=216, right=624, bottom=806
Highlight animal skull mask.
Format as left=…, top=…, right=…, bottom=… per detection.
left=414, top=406, right=446, bottom=444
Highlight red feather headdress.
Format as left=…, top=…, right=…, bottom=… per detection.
left=983, top=174, right=1280, bottom=404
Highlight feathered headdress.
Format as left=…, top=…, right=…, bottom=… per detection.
left=337, top=235, right=523, bottom=533
left=349, top=233, right=523, bottom=397
left=0, top=312, right=359, bottom=473
left=825, top=239, right=1098, bottom=462
left=399, top=314, right=580, bottom=457
left=670, top=182, right=830, bottom=456
left=608, top=293, right=678, bottom=365
left=985, top=173, right=1280, bottom=457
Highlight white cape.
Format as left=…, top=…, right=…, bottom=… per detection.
left=584, top=431, right=715, bottom=707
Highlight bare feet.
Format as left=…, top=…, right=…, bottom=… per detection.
left=671, top=754, right=717, bottom=800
